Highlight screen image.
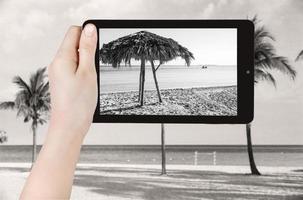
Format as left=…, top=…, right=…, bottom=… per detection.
left=99, top=28, right=237, bottom=116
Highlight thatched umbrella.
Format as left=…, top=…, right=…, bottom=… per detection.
left=100, top=31, right=194, bottom=106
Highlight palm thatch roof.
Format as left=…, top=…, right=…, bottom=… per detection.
left=100, top=31, right=194, bottom=67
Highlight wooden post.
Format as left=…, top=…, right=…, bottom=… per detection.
left=138, top=63, right=143, bottom=102
left=161, top=123, right=166, bottom=175
left=140, top=58, right=145, bottom=106
left=150, top=60, right=162, bottom=103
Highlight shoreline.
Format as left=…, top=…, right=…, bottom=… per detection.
left=0, top=163, right=302, bottom=174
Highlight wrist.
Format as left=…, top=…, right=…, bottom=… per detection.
left=47, top=122, right=87, bottom=146
left=49, top=110, right=92, bottom=138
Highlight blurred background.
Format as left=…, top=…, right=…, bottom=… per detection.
left=0, top=0, right=302, bottom=146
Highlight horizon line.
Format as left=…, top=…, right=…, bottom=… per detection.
left=1, top=144, right=302, bottom=146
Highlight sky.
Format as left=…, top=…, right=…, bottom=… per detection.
left=100, top=28, right=237, bottom=65
left=0, top=0, right=302, bottom=145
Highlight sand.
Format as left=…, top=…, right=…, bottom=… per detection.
left=100, top=86, right=237, bottom=116
left=0, top=163, right=302, bottom=200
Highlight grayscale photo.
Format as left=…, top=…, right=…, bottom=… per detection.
left=99, top=29, right=237, bottom=116
left=0, top=0, right=302, bottom=200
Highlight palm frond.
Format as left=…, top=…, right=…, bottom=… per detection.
left=0, top=101, right=15, bottom=110
left=256, top=56, right=296, bottom=81
left=30, top=67, right=47, bottom=93
left=14, top=90, right=30, bottom=108
left=251, top=15, right=259, bottom=24
left=254, top=26, right=275, bottom=42
left=24, top=116, right=30, bottom=123
left=255, top=42, right=275, bottom=56
left=37, top=82, right=49, bottom=94
left=253, top=16, right=296, bottom=85
left=255, top=69, right=276, bottom=87
left=16, top=104, right=30, bottom=118
left=13, top=76, right=32, bottom=95
left=271, top=56, right=296, bottom=80
left=296, top=50, right=303, bottom=61
left=38, top=118, right=47, bottom=125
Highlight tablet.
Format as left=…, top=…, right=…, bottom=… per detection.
left=83, top=20, right=254, bottom=124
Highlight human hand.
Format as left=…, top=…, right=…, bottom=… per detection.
left=48, top=24, right=97, bottom=137
left=20, top=24, right=97, bottom=200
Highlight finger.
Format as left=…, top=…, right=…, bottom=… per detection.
left=77, top=24, right=97, bottom=74
left=55, top=26, right=81, bottom=70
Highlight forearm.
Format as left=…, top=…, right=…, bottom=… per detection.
left=20, top=127, right=85, bottom=199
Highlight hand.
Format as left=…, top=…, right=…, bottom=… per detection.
left=20, top=24, right=98, bottom=200
left=48, top=24, right=97, bottom=136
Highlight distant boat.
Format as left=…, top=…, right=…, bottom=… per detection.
left=201, top=65, right=208, bottom=69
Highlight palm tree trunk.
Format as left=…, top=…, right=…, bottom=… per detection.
left=140, top=58, right=145, bottom=106
left=32, top=123, right=37, bottom=165
left=161, top=123, right=166, bottom=175
left=246, top=123, right=261, bottom=175
left=150, top=60, right=162, bottom=103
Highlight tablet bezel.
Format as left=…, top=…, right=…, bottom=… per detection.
left=83, top=20, right=254, bottom=124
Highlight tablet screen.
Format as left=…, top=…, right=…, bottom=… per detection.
left=99, top=28, right=237, bottom=116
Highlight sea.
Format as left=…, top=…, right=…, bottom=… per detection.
left=0, top=145, right=302, bottom=167
left=100, top=65, right=237, bottom=94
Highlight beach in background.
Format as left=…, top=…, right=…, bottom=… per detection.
left=1, top=145, right=302, bottom=167
left=2, top=145, right=302, bottom=199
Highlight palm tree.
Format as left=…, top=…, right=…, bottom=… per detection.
left=100, top=31, right=194, bottom=106
left=0, top=68, right=50, bottom=164
left=248, top=17, right=296, bottom=175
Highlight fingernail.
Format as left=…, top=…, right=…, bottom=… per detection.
left=84, top=24, right=95, bottom=37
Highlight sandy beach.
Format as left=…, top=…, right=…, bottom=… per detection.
left=100, top=86, right=237, bottom=116
left=0, top=163, right=302, bottom=200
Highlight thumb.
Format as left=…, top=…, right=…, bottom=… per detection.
left=78, top=24, right=97, bottom=74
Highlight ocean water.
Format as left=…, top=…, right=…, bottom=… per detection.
left=0, top=145, right=302, bottom=167
left=100, top=65, right=237, bottom=94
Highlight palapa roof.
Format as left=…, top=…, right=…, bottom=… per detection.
left=100, top=31, right=194, bottom=67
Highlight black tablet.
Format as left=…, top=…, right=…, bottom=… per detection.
left=83, top=20, right=254, bottom=124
